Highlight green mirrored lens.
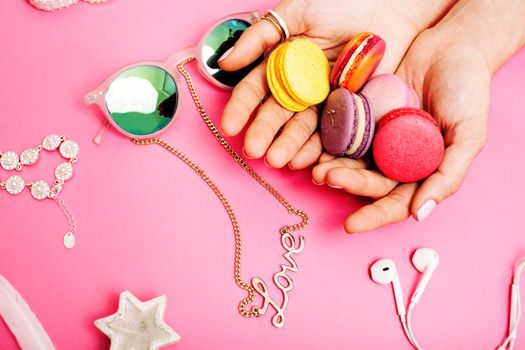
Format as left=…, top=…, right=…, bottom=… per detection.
left=106, top=66, right=178, bottom=136
left=202, top=19, right=263, bottom=87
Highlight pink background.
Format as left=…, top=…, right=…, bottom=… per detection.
left=1, top=0, right=525, bottom=349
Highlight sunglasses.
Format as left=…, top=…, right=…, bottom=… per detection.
left=84, top=11, right=264, bottom=143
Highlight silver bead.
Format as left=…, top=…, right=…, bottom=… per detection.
left=5, top=175, right=25, bottom=195
left=42, top=134, right=62, bottom=151
left=59, top=140, right=80, bottom=159
left=20, top=148, right=39, bottom=165
left=0, top=151, right=19, bottom=171
left=31, top=180, right=51, bottom=200
left=55, top=162, right=74, bottom=181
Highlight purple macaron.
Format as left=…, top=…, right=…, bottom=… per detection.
left=320, top=88, right=375, bottom=159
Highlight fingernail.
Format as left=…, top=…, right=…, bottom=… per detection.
left=288, top=163, right=296, bottom=170
left=241, top=147, right=254, bottom=159
left=312, top=178, right=324, bottom=186
left=263, top=157, right=271, bottom=167
left=345, top=225, right=357, bottom=234
left=416, top=200, right=437, bottom=222
left=328, top=184, right=343, bottom=189
left=218, top=47, right=234, bottom=63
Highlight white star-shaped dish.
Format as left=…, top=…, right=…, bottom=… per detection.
left=95, top=291, right=181, bottom=350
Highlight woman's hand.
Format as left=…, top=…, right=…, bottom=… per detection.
left=219, top=0, right=453, bottom=169
left=313, top=39, right=491, bottom=232
left=312, top=0, right=525, bottom=233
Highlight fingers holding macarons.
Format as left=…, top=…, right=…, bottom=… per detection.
left=240, top=37, right=334, bottom=160
left=224, top=36, right=333, bottom=165
left=265, top=106, right=319, bottom=168
left=311, top=31, right=450, bottom=232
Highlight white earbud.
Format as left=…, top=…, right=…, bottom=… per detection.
left=371, top=259, right=406, bottom=316
left=370, top=249, right=440, bottom=350
left=411, top=248, right=440, bottom=304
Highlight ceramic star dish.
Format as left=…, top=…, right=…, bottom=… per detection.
left=29, top=0, right=108, bottom=12
left=95, top=291, right=181, bottom=350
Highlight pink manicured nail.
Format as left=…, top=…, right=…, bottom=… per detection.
left=218, top=47, right=234, bottom=63
left=241, top=147, right=254, bottom=159
left=312, top=178, right=324, bottom=186
left=328, top=183, right=343, bottom=189
left=416, top=200, right=437, bottom=222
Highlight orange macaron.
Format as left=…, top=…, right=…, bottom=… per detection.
left=330, top=32, right=386, bottom=92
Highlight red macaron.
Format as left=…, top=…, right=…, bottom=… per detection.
left=373, top=108, right=445, bottom=183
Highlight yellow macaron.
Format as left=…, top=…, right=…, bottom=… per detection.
left=267, top=38, right=330, bottom=112
left=267, top=44, right=309, bottom=112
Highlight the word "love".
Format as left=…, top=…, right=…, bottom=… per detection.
left=252, top=230, right=305, bottom=328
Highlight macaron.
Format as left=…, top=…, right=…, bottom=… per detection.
left=267, top=38, right=330, bottom=112
left=373, top=108, right=444, bottom=183
left=320, top=88, right=375, bottom=159
left=361, top=74, right=420, bottom=121
left=331, top=32, right=386, bottom=92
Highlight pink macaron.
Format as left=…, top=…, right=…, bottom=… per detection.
left=361, top=74, right=420, bottom=122
left=373, top=108, right=444, bottom=182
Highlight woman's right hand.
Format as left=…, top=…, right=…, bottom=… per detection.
left=311, top=0, right=525, bottom=234
left=219, top=0, right=454, bottom=169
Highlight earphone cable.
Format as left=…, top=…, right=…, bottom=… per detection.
left=499, top=259, right=525, bottom=350
left=400, top=314, right=421, bottom=350
left=510, top=261, right=524, bottom=350
left=407, top=302, right=423, bottom=350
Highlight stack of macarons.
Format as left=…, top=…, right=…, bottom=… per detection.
left=320, top=32, right=386, bottom=159
left=264, top=33, right=444, bottom=182
left=267, top=38, right=330, bottom=112
left=317, top=32, right=444, bottom=182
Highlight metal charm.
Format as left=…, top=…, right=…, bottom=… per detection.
left=252, top=230, right=305, bottom=328
left=63, top=232, right=76, bottom=249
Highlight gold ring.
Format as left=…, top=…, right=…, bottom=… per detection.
left=260, top=9, right=290, bottom=42
left=261, top=15, right=285, bottom=42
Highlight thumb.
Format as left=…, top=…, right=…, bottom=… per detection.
left=412, top=119, right=488, bottom=222
left=219, top=3, right=302, bottom=71
left=408, top=51, right=491, bottom=222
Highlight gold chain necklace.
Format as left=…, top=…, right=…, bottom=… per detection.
left=132, top=56, right=308, bottom=328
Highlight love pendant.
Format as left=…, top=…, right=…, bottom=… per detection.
left=252, top=228, right=305, bottom=328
